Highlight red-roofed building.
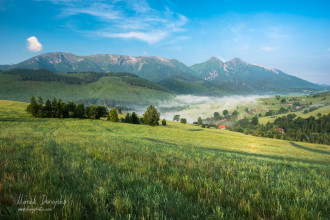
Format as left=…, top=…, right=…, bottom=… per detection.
left=218, top=125, right=226, bottom=130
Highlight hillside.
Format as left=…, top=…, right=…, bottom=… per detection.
left=158, top=72, right=235, bottom=96
left=0, top=52, right=324, bottom=93
left=3, top=52, right=191, bottom=82
left=0, top=69, right=174, bottom=106
left=190, top=57, right=322, bottom=92
left=0, top=100, right=329, bottom=219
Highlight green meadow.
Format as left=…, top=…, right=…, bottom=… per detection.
left=0, top=72, right=174, bottom=106
left=0, top=100, right=329, bottom=219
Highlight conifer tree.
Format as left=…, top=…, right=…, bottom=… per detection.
left=88, top=105, right=97, bottom=119
left=131, top=112, right=139, bottom=124
left=76, top=103, right=85, bottom=118
left=44, top=99, right=52, bottom=118
left=124, top=113, right=132, bottom=123
left=109, top=108, right=119, bottom=122
left=143, top=105, right=160, bottom=126
left=27, top=96, right=39, bottom=117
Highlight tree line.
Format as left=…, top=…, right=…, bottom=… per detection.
left=27, top=96, right=108, bottom=119
left=4, top=69, right=138, bottom=85
left=230, top=113, right=330, bottom=145
left=27, top=96, right=165, bottom=126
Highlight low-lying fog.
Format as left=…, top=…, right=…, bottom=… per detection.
left=133, top=95, right=268, bottom=123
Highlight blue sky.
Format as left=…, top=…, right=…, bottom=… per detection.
left=0, top=0, right=329, bottom=84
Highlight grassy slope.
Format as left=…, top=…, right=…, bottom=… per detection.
left=158, top=77, right=232, bottom=96
left=259, top=105, right=330, bottom=124
left=0, top=100, right=329, bottom=219
left=0, top=73, right=174, bottom=106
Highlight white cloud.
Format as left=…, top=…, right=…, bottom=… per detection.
left=100, top=31, right=167, bottom=44
left=26, top=36, right=43, bottom=52
left=326, top=48, right=330, bottom=52
left=262, top=46, right=275, bottom=52
left=42, top=0, right=188, bottom=44
left=143, top=51, right=148, bottom=55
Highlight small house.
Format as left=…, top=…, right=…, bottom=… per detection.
left=218, top=125, right=226, bottom=130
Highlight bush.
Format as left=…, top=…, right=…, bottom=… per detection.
left=180, top=118, right=187, bottom=124
left=162, top=119, right=166, bottom=126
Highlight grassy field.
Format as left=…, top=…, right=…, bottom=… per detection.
left=0, top=100, right=329, bottom=219
left=259, top=105, right=330, bottom=124
left=0, top=73, right=174, bottom=106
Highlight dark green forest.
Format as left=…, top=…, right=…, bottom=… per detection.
left=26, top=96, right=108, bottom=119
left=231, top=114, right=330, bottom=145
left=3, top=69, right=138, bottom=84
left=26, top=96, right=163, bottom=127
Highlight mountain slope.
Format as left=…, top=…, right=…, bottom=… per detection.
left=158, top=72, right=234, bottom=96
left=0, top=69, right=174, bottom=106
left=0, top=52, right=324, bottom=93
left=7, top=52, right=191, bottom=82
left=190, top=57, right=322, bottom=92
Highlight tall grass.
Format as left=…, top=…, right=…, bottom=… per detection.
left=0, top=100, right=329, bottom=219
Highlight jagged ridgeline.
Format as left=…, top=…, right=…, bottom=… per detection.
left=0, top=69, right=174, bottom=106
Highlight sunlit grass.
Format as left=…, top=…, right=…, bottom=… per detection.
left=0, top=100, right=329, bottom=219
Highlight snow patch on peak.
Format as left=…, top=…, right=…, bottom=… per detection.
left=218, top=57, right=226, bottom=62
left=155, top=56, right=170, bottom=63
left=253, top=64, right=279, bottom=74
left=204, top=70, right=218, bottom=81
left=126, top=56, right=139, bottom=64
left=223, top=63, right=230, bottom=72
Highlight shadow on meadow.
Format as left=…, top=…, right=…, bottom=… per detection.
left=290, top=142, right=330, bottom=156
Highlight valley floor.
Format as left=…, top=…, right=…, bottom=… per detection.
left=0, top=100, right=329, bottom=219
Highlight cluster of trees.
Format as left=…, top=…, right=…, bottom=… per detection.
left=5, top=69, right=138, bottom=85
left=27, top=96, right=165, bottom=127
left=27, top=96, right=108, bottom=119
left=173, top=115, right=187, bottom=124
left=230, top=113, right=330, bottom=145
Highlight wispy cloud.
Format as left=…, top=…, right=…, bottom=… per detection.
left=41, top=0, right=188, bottom=44
left=99, top=31, right=167, bottom=44
left=262, top=46, right=275, bottom=52
left=266, top=27, right=288, bottom=39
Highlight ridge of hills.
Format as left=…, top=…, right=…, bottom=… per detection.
left=0, top=52, right=324, bottom=93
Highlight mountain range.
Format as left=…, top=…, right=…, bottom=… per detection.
left=0, top=52, right=324, bottom=93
